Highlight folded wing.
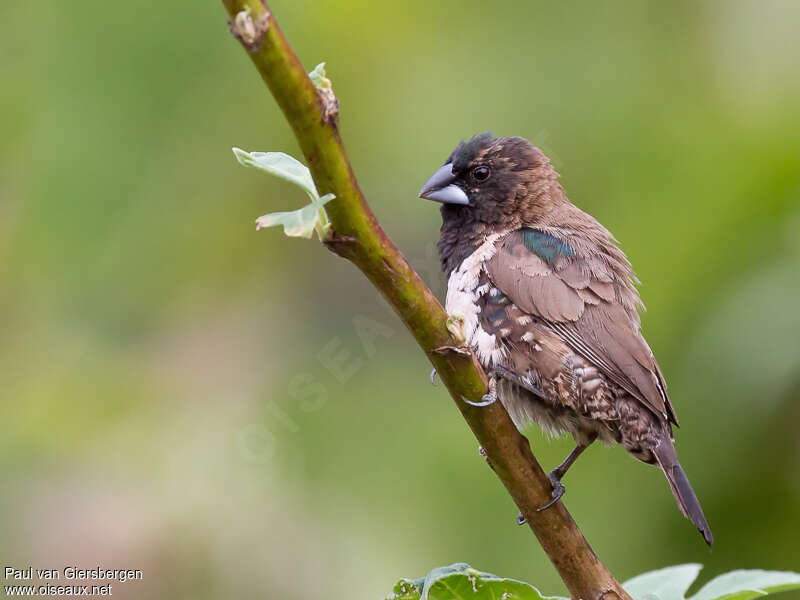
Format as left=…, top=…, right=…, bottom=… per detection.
left=485, top=229, right=677, bottom=425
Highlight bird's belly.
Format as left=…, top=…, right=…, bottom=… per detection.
left=498, top=379, right=572, bottom=437
left=497, top=374, right=620, bottom=447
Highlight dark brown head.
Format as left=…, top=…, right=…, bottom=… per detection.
left=420, top=133, right=563, bottom=273
left=419, top=133, right=560, bottom=230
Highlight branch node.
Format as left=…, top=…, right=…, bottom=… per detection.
left=381, top=255, right=400, bottom=280
left=432, top=345, right=471, bottom=356
left=598, top=591, right=626, bottom=600
left=228, top=8, right=270, bottom=52
left=309, top=63, right=340, bottom=126
left=318, top=88, right=339, bottom=127
left=323, top=233, right=359, bottom=257
left=479, top=446, right=496, bottom=471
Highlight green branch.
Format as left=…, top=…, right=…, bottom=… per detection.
left=221, top=2, right=631, bottom=598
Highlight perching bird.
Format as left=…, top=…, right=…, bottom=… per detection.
left=419, top=132, right=713, bottom=545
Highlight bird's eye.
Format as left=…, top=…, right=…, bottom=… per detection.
left=471, top=165, right=491, bottom=183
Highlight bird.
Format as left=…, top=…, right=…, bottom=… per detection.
left=419, top=132, right=713, bottom=545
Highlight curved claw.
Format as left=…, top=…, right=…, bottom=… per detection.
left=461, top=394, right=497, bottom=407
left=462, top=373, right=498, bottom=407
left=430, top=368, right=438, bottom=385
left=536, top=473, right=566, bottom=512
left=516, top=512, right=527, bottom=526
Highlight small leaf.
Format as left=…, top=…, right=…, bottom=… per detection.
left=689, top=570, right=800, bottom=600
left=255, top=193, right=334, bottom=239
left=309, top=62, right=332, bottom=90
left=232, top=148, right=319, bottom=201
left=385, top=563, right=566, bottom=600
left=623, top=564, right=702, bottom=600
left=232, top=148, right=335, bottom=240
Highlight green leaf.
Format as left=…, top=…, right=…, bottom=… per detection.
left=232, top=148, right=319, bottom=202
left=385, top=565, right=800, bottom=600
left=689, top=570, right=800, bottom=600
left=624, top=564, right=703, bottom=600
left=255, top=193, right=334, bottom=239
left=232, top=148, right=335, bottom=240
left=384, top=563, right=566, bottom=600
left=309, top=62, right=332, bottom=90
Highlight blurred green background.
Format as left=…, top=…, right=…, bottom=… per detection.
left=2, top=0, right=799, bottom=598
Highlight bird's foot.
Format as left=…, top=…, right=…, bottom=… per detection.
left=536, top=470, right=566, bottom=512
left=516, top=512, right=526, bottom=526
left=430, top=368, right=438, bottom=385
left=482, top=375, right=498, bottom=405
left=463, top=373, right=498, bottom=407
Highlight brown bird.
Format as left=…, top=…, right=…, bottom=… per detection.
left=419, top=133, right=713, bottom=545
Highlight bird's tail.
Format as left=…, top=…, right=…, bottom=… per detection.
left=653, top=439, right=714, bottom=546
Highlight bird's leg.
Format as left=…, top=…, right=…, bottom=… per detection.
left=518, top=441, right=594, bottom=524
left=536, top=435, right=597, bottom=512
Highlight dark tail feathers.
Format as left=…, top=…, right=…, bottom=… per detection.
left=654, top=441, right=714, bottom=546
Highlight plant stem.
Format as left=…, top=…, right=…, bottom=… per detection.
left=220, top=2, right=631, bottom=598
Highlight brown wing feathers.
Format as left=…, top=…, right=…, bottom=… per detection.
left=485, top=229, right=678, bottom=425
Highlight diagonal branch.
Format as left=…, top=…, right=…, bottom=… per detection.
left=220, top=2, right=631, bottom=598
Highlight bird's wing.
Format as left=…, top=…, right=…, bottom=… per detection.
left=485, top=229, right=677, bottom=425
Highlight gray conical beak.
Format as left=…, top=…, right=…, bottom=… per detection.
left=419, top=164, right=469, bottom=205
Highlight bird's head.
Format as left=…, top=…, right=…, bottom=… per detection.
left=419, top=133, right=560, bottom=230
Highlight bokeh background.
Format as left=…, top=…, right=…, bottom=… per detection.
left=2, top=0, right=799, bottom=598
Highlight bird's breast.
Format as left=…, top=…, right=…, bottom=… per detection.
left=445, top=234, right=507, bottom=366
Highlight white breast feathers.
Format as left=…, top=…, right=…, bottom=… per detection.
left=445, top=234, right=507, bottom=366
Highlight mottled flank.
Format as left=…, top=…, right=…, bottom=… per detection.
left=429, top=133, right=713, bottom=545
